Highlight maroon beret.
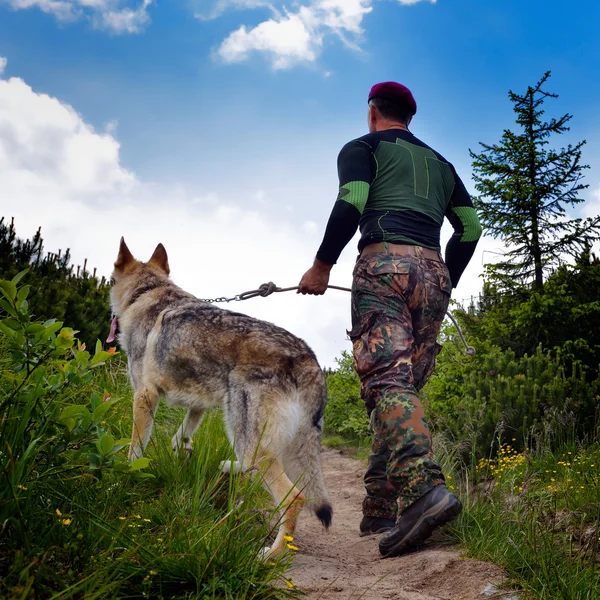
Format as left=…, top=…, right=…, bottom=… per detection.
left=368, top=81, right=417, bottom=116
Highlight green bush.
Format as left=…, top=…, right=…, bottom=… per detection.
left=324, top=351, right=370, bottom=440
left=463, top=251, right=600, bottom=381
left=0, top=217, right=112, bottom=347
left=423, top=325, right=600, bottom=459
left=0, top=271, right=150, bottom=541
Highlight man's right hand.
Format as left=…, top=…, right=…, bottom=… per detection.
left=298, top=259, right=333, bottom=295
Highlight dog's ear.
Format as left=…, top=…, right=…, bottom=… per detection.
left=114, top=237, right=135, bottom=271
left=149, top=243, right=170, bottom=275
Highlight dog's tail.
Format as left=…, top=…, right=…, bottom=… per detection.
left=283, top=362, right=333, bottom=529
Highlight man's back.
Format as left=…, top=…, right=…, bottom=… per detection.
left=338, top=129, right=471, bottom=253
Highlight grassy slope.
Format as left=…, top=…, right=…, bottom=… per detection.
left=440, top=438, right=600, bottom=600
left=1, top=354, right=300, bottom=599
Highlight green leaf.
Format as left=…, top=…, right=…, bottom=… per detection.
left=12, top=269, right=29, bottom=286
left=128, top=457, right=150, bottom=471
left=3, top=318, right=20, bottom=330
left=90, top=351, right=112, bottom=367
left=44, top=321, right=64, bottom=337
left=92, top=402, right=113, bottom=422
left=0, top=299, right=17, bottom=318
left=17, top=285, right=31, bottom=304
left=0, top=321, right=15, bottom=338
left=0, top=280, right=17, bottom=302
left=95, top=339, right=103, bottom=355
left=98, top=434, right=115, bottom=455
left=55, top=328, right=76, bottom=349
left=25, top=323, right=45, bottom=335
left=60, top=405, right=86, bottom=420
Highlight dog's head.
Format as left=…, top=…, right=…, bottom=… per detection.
left=107, top=238, right=170, bottom=342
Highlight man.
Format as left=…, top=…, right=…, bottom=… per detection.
left=298, top=82, right=482, bottom=558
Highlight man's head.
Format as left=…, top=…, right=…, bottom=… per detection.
left=367, top=82, right=416, bottom=133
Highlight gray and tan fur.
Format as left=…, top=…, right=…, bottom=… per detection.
left=110, top=239, right=332, bottom=557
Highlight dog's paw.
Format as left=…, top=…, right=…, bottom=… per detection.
left=172, top=437, right=193, bottom=458
left=219, top=460, right=242, bottom=474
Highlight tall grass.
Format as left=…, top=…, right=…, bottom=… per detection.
left=438, top=436, right=600, bottom=600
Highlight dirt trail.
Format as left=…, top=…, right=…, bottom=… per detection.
left=288, top=448, right=508, bottom=600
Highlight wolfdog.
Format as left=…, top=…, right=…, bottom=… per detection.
left=108, top=238, right=332, bottom=557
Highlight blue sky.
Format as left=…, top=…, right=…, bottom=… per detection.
left=1, top=0, right=599, bottom=366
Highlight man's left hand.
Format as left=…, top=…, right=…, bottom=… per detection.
left=298, top=260, right=332, bottom=295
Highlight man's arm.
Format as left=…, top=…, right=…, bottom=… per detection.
left=444, top=169, right=482, bottom=288
left=298, top=140, right=373, bottom=295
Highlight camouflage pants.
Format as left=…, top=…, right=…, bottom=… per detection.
left=349, top=249, right=452, bottom=519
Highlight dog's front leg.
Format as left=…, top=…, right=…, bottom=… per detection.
left=129, top=387, right=160, bottom=461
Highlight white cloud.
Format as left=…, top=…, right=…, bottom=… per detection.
left=0, top=57, right=7, bottom=75
left=215, top=0, right=372, bottom=69
left=0, top=0, right=153, bottom=33
left=195, top=0, right=272, bottom=21
left=0, top=76, right=135, bottom=196
left=212, top=0, right=436, bottom=68
left=94, top=0, right=151, bottom=33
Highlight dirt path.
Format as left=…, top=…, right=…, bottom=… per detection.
left=288, top=448, right=508, bottom=600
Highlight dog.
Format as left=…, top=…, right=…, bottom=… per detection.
left=108, top=238, right=332, bottom=557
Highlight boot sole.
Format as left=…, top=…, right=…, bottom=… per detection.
left=379, top=494, right=462, bottom=557
left=359, top=526, right=394, bottom=538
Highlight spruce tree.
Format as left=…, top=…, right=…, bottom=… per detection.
left=0, top=217, right=112, bottom=346
left=470, top=72, right=599, bottom=289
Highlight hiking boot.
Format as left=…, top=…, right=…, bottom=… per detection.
left=378, top=485, right=462, bottom=557
left=359, top=516, right=396, bottom=537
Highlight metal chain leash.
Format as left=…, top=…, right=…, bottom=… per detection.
left=199, top=281, right=475, bottom=355
left=199, top=282, right=351, bottom=303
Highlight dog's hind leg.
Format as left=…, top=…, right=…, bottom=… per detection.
left=250, top=450, right=305, bottom=559
left=171, top=407, right=205, bottom=457
left=129, top=387, right=160, bottom=461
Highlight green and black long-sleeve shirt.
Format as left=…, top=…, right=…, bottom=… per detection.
left=316, top=129, right=482, bottom=288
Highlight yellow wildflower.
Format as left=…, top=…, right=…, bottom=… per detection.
left=285, top=580, right=296, bottom=589
left=284, top=535, right=294, bottom=542
left=287, top=543, right=299, bottom=551
left=17, top=484, right=27, bottom=490
left=149, top=570, right=158, bottom=576
left=157, top=538, right=164, bottom=542
left=144, top=518, right=151, bottom=523
left=119, top=516, right=126, bottom=520
left=62, top=519, right=72, bottom=526
left=56, top=508, right=62, bottom=516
